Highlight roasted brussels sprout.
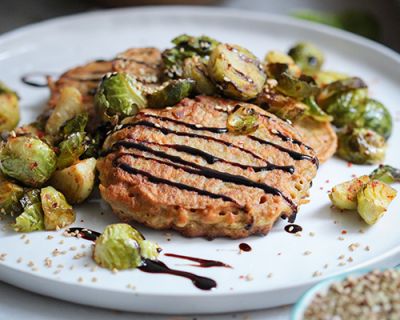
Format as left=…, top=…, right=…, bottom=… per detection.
left=354, top=98, right=392, bottom=140
left=288, top=42, right=324, bottom=75
left=208, top=43, right=266, bottom=101
left=370, top=165, right=400, bottom=184
left=264, top=51, right=301, bottom=77
left=227, top=105, right=259, bottom=135
left=303, top=96, right=332, bottom=122
left=45, top=87, right=84, bottom=136
left=56, top=132, right=87, bottom=170
left=147, top=79, right=195, bottom=108
left=318, top=77, right=367, bottom=105
left=41, top=186, right=75, bottom=230
left=182, top=56, right=216, bottom=95
left=268, top=63, right=319, bottom=99
left=329, top=175, right=370, bottom=210
left=95, top=73, right=147, bottom=124
left=313, top=71, right=349, bottom=87
left=93, top=223, right=145, bottom=270
left=0, top=136, right=57, bottom=187
left=50, top=158, right=96, bottom=204
left=162, top=34, right=219, bottom=78
left=337, top=128, right=386, bottom=164
left=255, top=81, right=307, bottom=121
left=19, top=188, right=41, bottom=208
left=0, top=180, right=24, bottom=216
left=13, top=203, right=44, bottom=232
left=61, top=113, right=88, bottom=137
left=357, top=180, right=397, bottom=225
left=140, top=240, right=161, bottom=260
left=0, top=82, right=20, bottom=132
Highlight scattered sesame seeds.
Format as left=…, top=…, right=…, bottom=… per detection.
left=348, top=243, right=360, bottom=252
left=52, top=249, right=61, bottom=257
left=91, top=277, right=97, bottom=283
left=312, top=271, right=322, bottom=277
left=338, top=255, right=345, bottom=260
left=347, top=257, right=354, bottom=263
left=44, top=258, right=52, bottom=268
left=28, top=261, right=35, bottom=267
left=112, top=268, right=118, bottom=274
left=73, top=252, right=86, bottom=260
left=78, top=277, right=83, bottom=283
left=303, top=251, right=312, bottom=256
left=338, top=237, right=345, bottom=241
left=0, top=253, right=7, bottom=261
left=69, top=246, right=77, bottom=251
left=58, top=240, right=64, bottom=245
left=47, top=235, right=54, bottom=240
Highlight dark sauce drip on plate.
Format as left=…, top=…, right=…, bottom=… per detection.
left=164, top=253, right=231, bottom=268
left=21, top=72, right=54, bottom=88
left=239, top=243, right=252, bottom=252
left=284, top=224, right=303, bottom=234
left=65, top=227, right=217, bottom=291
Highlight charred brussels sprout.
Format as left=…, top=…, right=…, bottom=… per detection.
left=337, top=128, right=386, bottom=164
left=0, top=180, right=24, bottom=216
left=288, top=42, right=324, bottom=75
left=162, top=34, right=219, bottom=78
left=56, top=132, right=87, bottom=170
left=45, top=87, right=84, bottom=136
left=227, top=105, right=259, bottom=135
left=314, top=71, right=349, bottom=87
left=329, top=175, right=370, bottom=210
left=318, top=77, right=367, bottom=105
left=370, top=165, right=400, bottom=184
left=13, top=189, right=44, bottom=232
left=183, top=56, right=216, bottom=95
left=303, top=96, right=332, bottom=122
left=0, top=136, right=57, bottom=187
left=208, top=43, right=266, bottom=101
left=95, top=73, right=147, bottom=124
left=357, top=180, right=397, bottom=225
left=93, top=223, right=145, bottom=270
left=0, top=82, right=20, bottom=132
left=147, top=79, right=195, bottom=108
left=41, top=186, right=75, bottom=230
left=264, top=51, right=301, bottom=77
left=61, top=113, right=88, bottom=137
left=50, top=158, right=97, bottom=204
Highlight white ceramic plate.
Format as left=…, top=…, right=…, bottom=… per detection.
left=0, top=6, right=399, bottom=315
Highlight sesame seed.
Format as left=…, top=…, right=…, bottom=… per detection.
left=17, top=257, right=22, bottom=263
left=244, top=274, right=254, bottom=281
left=24, top=239, right=30, bottom=245
left=365, top=246, right=371, bottom=251
left=309, top=232, right=315, bottom=237
left=338, top=237, right=344, bottom=241
left=47, top=235, right=54, bottom=240
left=338, top=262, right=346, bottom=266
left=267, top=273, right=273, bottom=278
left=91, top=277, right=97, bottom=283
left=58, top=240, right=64, bottom=245
left=304, top=251, right=312, bottom=256
left=312, top=271, right=322, bottom=277
left=78, top=277, right=83, bottom=283
left=338, top=255, right=345, bottom=260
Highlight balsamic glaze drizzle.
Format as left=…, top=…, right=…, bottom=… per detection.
left=164, top=253, right=232, bottom=268
left=284, top=224, right=303, bottom=234
left=238, top=243, right=252, bottom=252
left=21, top=72, right=53, bottom=88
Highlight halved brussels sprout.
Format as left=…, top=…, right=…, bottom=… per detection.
left=268, top=63, right=319, bottom=99
left=95, top=73, right=147, bottom=124
left=162, top=34, right=219, bottom=78
left=288, top=42, right=324, bottom=75
left=208, top=43, right=266, bottom=101
left=0, top=136, right=57, bottom=187
left=318, top=77, right=368, bottom=105
left=183, top=56, right=216, bottom=95
left=93, top=223, right=145, bottom=270
left=255, top=81, right=307, bottom=121
left=49, top=158, right=96, bottom=204
left=227, top=105, right=259, bottom=135
left=303, top=96, right=333, bottom=122
left=0, top=82, right=20, bottom=132
left=147, top=79, right=195, bottom=108
left=0, top=180, right=24, bottom=216
left=264, top=51, right=301, bottom=77
left=61, top=113, right=88, bottom=137
left=13, top=203, right=44, bottom=232
left=370, top=165, right=400, bottom=184
left=41, top=186, right=75, bottom=230
left=56, top=132, right=87, bottom=170
left=357, top=180, right=397, bottom=225
left=19, top=189, right=41, bottom=208
left=336, top=128, right=386, bottom=164
left=329, top=175, right=370, bottom=210
left=45, top=87, right=84, bottom=136
left=313, top=71, right=349, bottom=87
left=354, top=98, right=392, bottom=140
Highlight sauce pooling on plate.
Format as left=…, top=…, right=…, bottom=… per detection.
left=239, top=243, right=252, bottom=252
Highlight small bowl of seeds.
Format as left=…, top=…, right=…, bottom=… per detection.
left=291, top=267, right=400, bottom=320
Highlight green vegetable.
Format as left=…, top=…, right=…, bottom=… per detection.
left=56, top=132, right=87, bottom=170
left=13, top=203, right=44, bottom=232
left=329, top=175, right=370, bottom=210
left=0, top=136, right=57, bottom=187
left=313, top=71, right=349, bottom=87
left=93, top=223, right=145, bottom=270
left=147, top=79, right=195, bottom=108
left=19, top=189, right=41, bottom=208
left=357, top=180, right=397, bottom=225
left=95, top=73, right=147, bottom=124
left=288, top=42, right=324, bottom=75
left=293, top=10, right=381, bottom=41
left=41, top=186, right=75, bottom=230
left=369, top=165, right=400, bottom=184
left=45, top=87, right=84, bottom=136
left=0, top=82, right=20, bottom=132
left=162, top=34, right=219, bottom=78
left=227, top=105, right=259, bottom=135
left=303, top=96, right=332, bottom=122
left=140, top=240, right=161, bottom=260
left=208, top=43, right=266, bottom=101
left=264, top=51, right=301, bottom=77
left=268, top=63, right=319, bottom=99
left=318, top=77, right=367, bottom=105
left=337, top=128, right=386, bottom=164
left=61, top=113, right=88, bottom=137
left=0, top=180, right=24, bottom=216
left=50, top=158, right=97, bottom=204
left=182, top=56, right=216, bottom=95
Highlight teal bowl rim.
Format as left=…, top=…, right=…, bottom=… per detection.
left=291, top=266, right=400, bottom=320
